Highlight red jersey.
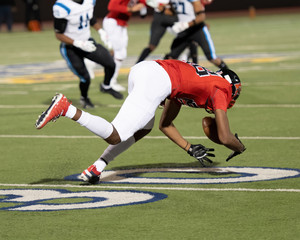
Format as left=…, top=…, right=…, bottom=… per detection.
left=106, top=0, right=146, bottom=26
left=155, top=60, right=233, bottom=112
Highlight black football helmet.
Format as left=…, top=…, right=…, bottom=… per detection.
left=217, top=68, right=242, bottom=108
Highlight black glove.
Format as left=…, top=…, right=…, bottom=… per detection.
left=187, top=144, right=215, bottom=167
left=226, top=133, right=246, bottom=162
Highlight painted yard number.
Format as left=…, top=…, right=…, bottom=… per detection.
left=0, top=167, right=299, bottom=211
left=0, top=189, right=167, bottom=211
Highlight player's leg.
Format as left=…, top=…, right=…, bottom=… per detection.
left=59, top=43, right=94, bottom=108
left=79, top=61, right=172, bottom=183
left=136, top=12, right=170, bottom=63
left=35, top=61, right=171, bottom=183
left=103, top=17, right=127, bottom=92
left=85, top=42, right=123, bottom=100
left=82, top=117, right=155, bottom=183
left=196, top=25, right=228, bottom=69
left=189, top=41, right=198, bottom=63
left=164, top=36, right=190, bottom=60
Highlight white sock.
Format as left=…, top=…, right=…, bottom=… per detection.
left=93, top=159, right=107, bottom=172
left=65, top=104, right=77, bottom=119
left=100, top=136, right=135, bottom=163
left=76, top=111, right=113, bottom=139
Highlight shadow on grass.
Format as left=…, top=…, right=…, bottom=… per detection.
left=29, top=160, right=228, bottom=185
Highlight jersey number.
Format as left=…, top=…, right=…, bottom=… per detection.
left=78, top=13, right=89, bottom=30
left=189, top=62, right=218, bottom=78
left=171, top=1, right=186, bottom=15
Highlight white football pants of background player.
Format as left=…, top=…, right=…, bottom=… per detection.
left=71, top=61, right=172, bottom=172
left=102, top=17, right=128, bottom=92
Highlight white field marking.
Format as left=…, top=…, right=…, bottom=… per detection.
left=0, top=135, right=299, bottom=140
left=0, top=91, right=28, bottom=95
left=1, top=104, right=300, bottom=109
left=235, top=104, right=300, bottom=108
left=0, top=183, right=299, bottom=193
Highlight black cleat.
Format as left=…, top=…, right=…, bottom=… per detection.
left=100, top=84, right=124, bottom=100
left=80, top=97, right=94, bottom=109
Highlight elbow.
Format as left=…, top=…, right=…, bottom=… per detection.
left=159, top=122, right=168, bottom=133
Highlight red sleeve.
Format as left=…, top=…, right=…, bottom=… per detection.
left=108, top=0, right=129, bottom=13
left=211, top=89, right=228, bottom=112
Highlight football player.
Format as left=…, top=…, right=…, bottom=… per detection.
left=136, top=0, right=178, bottom=63
left=35, top=59, right=246, bottom=184
left=165, top=0, right=228, bottom=69
left=53, top=0, right=123, bottom=108
left=137, top=0, right=198, bottom=64
left=101, top=0, right=147, bottom=91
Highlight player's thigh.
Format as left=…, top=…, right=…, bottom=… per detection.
left=169, top=37, right=190, bottom=58
left=60, top=44, right=87, bottom=76
left=194, top=26, right=217, bottom=60
left=112, top=61, right=171, bottom=141
left=103, top=18, right=128, bottom=50
left=149, top=22, right=167, bottom=46
left=86, top=44, right=115, bottom=69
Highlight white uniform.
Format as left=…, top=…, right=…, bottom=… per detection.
left=170, top=0, right=196, bottom=22
left=53, top=0, right=95, bottom=41
left=111, top=61, right=172, bottom=141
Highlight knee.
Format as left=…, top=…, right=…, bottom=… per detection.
left=105, top=127, right=121, bottom=145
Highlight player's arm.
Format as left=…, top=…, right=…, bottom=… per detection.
left=159, top=99, right=191, bottom=150
left=160, top=99, right=215, bottom=166
left=54, top=18, right=74, bottom=45
left=214, top=109, right=245, bottom=153
left=171, top=0, right=205, bottom=33
left=191, top=0, right=206, bottom=26
left=53, top=17, right=96, bottom=52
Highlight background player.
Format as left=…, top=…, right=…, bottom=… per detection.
left=165, top=0, right=228, bottom=69
left=101, top=0, right=147, bottom=91
left=35, top=59, right=246, bottom=184
left=137, top=0, right=198, bottom=63
left=136, top=0, right=177, bottom=63
left=53, top=0, right=123, bottom=108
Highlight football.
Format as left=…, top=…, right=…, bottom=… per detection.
left=202, top=117, right=222, bottom=144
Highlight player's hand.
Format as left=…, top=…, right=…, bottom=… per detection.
left=226, top=134, right=246, bottom=161
left=187, top=144, right=215, bottom=167
left=172, top=22, right=189, bottom=34
left=73, top=40, right=96, bottom=52
left=98, top=29, right=112, bottom=50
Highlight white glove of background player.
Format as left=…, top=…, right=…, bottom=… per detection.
left=73, top=40, right=96, bottom=52
left=172, top=22, right=189, bottom=34
left=98, top=28, right=112, bottom=50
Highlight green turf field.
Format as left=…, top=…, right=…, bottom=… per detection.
left=0, top=11, right=299, bottom=240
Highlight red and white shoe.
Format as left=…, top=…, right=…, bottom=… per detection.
left=35, top=93, right=71, bottom=129
left=78, top=165, right=101, bottom=184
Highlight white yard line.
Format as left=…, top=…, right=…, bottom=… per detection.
left=0, top=183, right=299, bottom=192
left=0, top=135, right=299, bottom=140
left=1, top=104, right=300, bottom=109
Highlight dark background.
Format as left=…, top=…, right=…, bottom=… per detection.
left=12, top=0, right=300, bottom=24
